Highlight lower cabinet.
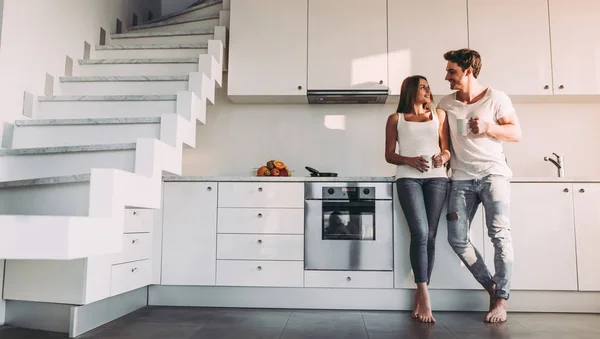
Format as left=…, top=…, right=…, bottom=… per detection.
left=393, top=184, right=486, bottom=290
left=161, top=182, right=218, bottom=286
left=216, top=260, right=304, bottom=287
left=304, top=271, right=393, bottom=289
left=484, top=183, right=578, bottom=291
left=3, top=209, right=154, bottom=305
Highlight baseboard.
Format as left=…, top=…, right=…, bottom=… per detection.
left=5, top=300, right=71, bottom=333
left=70, top=287, right=148, bottom=337
left=149, top=286, right=600, bottom=314
left=4, top=287, right=148, bottom=337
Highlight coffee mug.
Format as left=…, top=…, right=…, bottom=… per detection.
left=420, top=155, right=432, bottom=171
left=457, top=118, right=468, bottom=136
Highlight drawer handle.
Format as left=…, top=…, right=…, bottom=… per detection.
left=257, top=239, right=263, bottom=244
left=133, top=211, right=139, bottom=216
left=564, top=188, right=569, bottom=193
left=207, top=186, right=212, bottom=192
left=131, top=268, right=138, bottom=273
left=132, top=239, right=139, bottom=244
left=346, top=277, right=352, bottom=282
left=257, top=266, right=262, bottom=271
left=579, top=188, right=585, bottom=193
left=257, top=213, right=263, bottom=218
left=258, top=187, right=263, bottom=192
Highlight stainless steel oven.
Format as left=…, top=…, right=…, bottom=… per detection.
left=304, top=182, right=393, bottom=271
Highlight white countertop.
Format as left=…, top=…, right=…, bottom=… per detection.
left=162, top=175, right=600, bottom=183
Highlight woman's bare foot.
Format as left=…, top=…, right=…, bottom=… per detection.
left=485, top=298, right=508, bottom=323
left=412, top=291, right=420, bottom=319
left=415, top=285, right=436, bottom=323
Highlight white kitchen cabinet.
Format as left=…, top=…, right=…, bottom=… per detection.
left=217, top=234, right=304, bottom=261
left=468, top=0, right=553, bottom=95
left=218, top=208, right=304, bottom=234
left=227, top=0, right=308, bottom=99
left=572, top=184, right=600, bottom=291
left=3, top=209, right=155, bottom=305
left=305, top=270, right=393, bottom=289
left=393, top=185, right=486, bottom=290
left=484, top=183, right=578, bottom=291
left=549, top=0, right=600, bottom=95
left=387, top=0, right=468, bottom=96
left=216, top=260, right=304, bottom=287
left=218, top=182, right=304, bottom=208
left=161, top=182, right=218, bottom=286
left=308, top=0, right=388, bottom=90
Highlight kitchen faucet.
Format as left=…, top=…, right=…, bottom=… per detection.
left=544, top=153, right=564, bottom=178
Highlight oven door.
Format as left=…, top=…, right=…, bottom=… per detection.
left=304, top=199, right=393, bottom=271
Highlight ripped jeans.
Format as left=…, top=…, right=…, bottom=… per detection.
left=447, top=174, right=513, bottom=300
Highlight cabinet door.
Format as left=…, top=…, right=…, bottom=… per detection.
left=388, top=0, right=468, bottom=96
left=161, top=182, right=218, bottom=285
left=227, top=0, right=307, bottom=97
left=468, top=0, right=553, bottom=95
left=308, top=0, right=387, bottom=90
left=573, top=184, right=600, bottom=291
left=549, top=0, right=600, bottom=94
left=393, top=186, right=486, bottom=290
left=484, top=183, right=577, bottom=291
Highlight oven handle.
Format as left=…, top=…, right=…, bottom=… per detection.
left=321, top=200, right=376, bottom=208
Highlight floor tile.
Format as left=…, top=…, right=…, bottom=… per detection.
left=279, top=310, right=368, bottom=339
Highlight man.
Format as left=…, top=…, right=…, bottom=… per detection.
left=437, top=49, right=522, bottom=323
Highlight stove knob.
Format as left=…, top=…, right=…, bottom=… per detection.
left=327, top=188, right=335, bottom=195
left=363, top=188, right=370, bottom=195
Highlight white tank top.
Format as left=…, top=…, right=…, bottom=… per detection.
left=395, top=110, right=447, bottom=179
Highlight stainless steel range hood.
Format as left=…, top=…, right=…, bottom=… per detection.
left=307, top=89, right=389, bottom=104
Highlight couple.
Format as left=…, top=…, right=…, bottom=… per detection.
left=385, top=49, right=522, bottom=324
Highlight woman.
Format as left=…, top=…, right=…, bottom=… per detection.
left=385, top=75, right=451, bottom=323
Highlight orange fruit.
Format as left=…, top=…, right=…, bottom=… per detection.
left=257, top=166, right=269, bottom=176
left=273, top=161, right=285, bottom=170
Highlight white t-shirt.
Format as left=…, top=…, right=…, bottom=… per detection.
left=437, top=88, right=513, bottom=180
left=395, top=110, right=447, bottom=179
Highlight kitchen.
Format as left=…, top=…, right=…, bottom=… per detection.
left=1, top=0, right=600, bottom=337
left=156, top=0, right=600, bottom=322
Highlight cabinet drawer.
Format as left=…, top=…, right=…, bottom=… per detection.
left=110, top=259, right=151, bottom=297
left=218, top=208, right=304, bottom=234
left=217, top=234, right=303, bottom=260
left=218, top=182, right=304, bottom=208
left=112, top=233, right=152, bottom=265
left=124, top=209, right=153, bottom=233
left=304, top=271, right=393, bottom=289
left=216, top=260, right=303, bottom=287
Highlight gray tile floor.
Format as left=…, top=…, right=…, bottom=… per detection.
left=0, top=307, right=599, bottom=338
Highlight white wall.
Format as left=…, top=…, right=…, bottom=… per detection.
left=182, top=78, right=600, bottom=179
left=0, top=0, right=152, bottom=135
left=162, top=0, right=199, bottom=15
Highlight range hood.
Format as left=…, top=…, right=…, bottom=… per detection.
left=307, top=89, right=388, bottom=104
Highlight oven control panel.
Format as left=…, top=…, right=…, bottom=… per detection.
left=322, top=186, right=375, bottom=200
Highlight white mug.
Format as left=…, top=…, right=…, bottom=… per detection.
left=457, top=118, right=469, bottom=136
left=420, top=155, right=432, bottom=171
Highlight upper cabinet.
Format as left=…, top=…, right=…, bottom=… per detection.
left=549, top=0, right=600, bottom=95
left=468, top=0, right=553, bottom=95
left=388, top=0, right=468, bottom=96
left=308, top=0, right=388, bottom=90
left=227, top=0, right=308, bottom=101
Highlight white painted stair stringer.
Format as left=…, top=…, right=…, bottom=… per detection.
left=0, top=39, right=223, bottom=260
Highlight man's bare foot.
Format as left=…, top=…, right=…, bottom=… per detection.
left=485, top=298, right=508, bottom=323
left=415, top=288, right=435, bottom=323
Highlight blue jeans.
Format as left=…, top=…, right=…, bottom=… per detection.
left=396, top=177, right=449, bottom=284
left=447, top=174, right=513, bottom=299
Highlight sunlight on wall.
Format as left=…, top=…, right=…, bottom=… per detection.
left=324, top=115, right=346, bottom=130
